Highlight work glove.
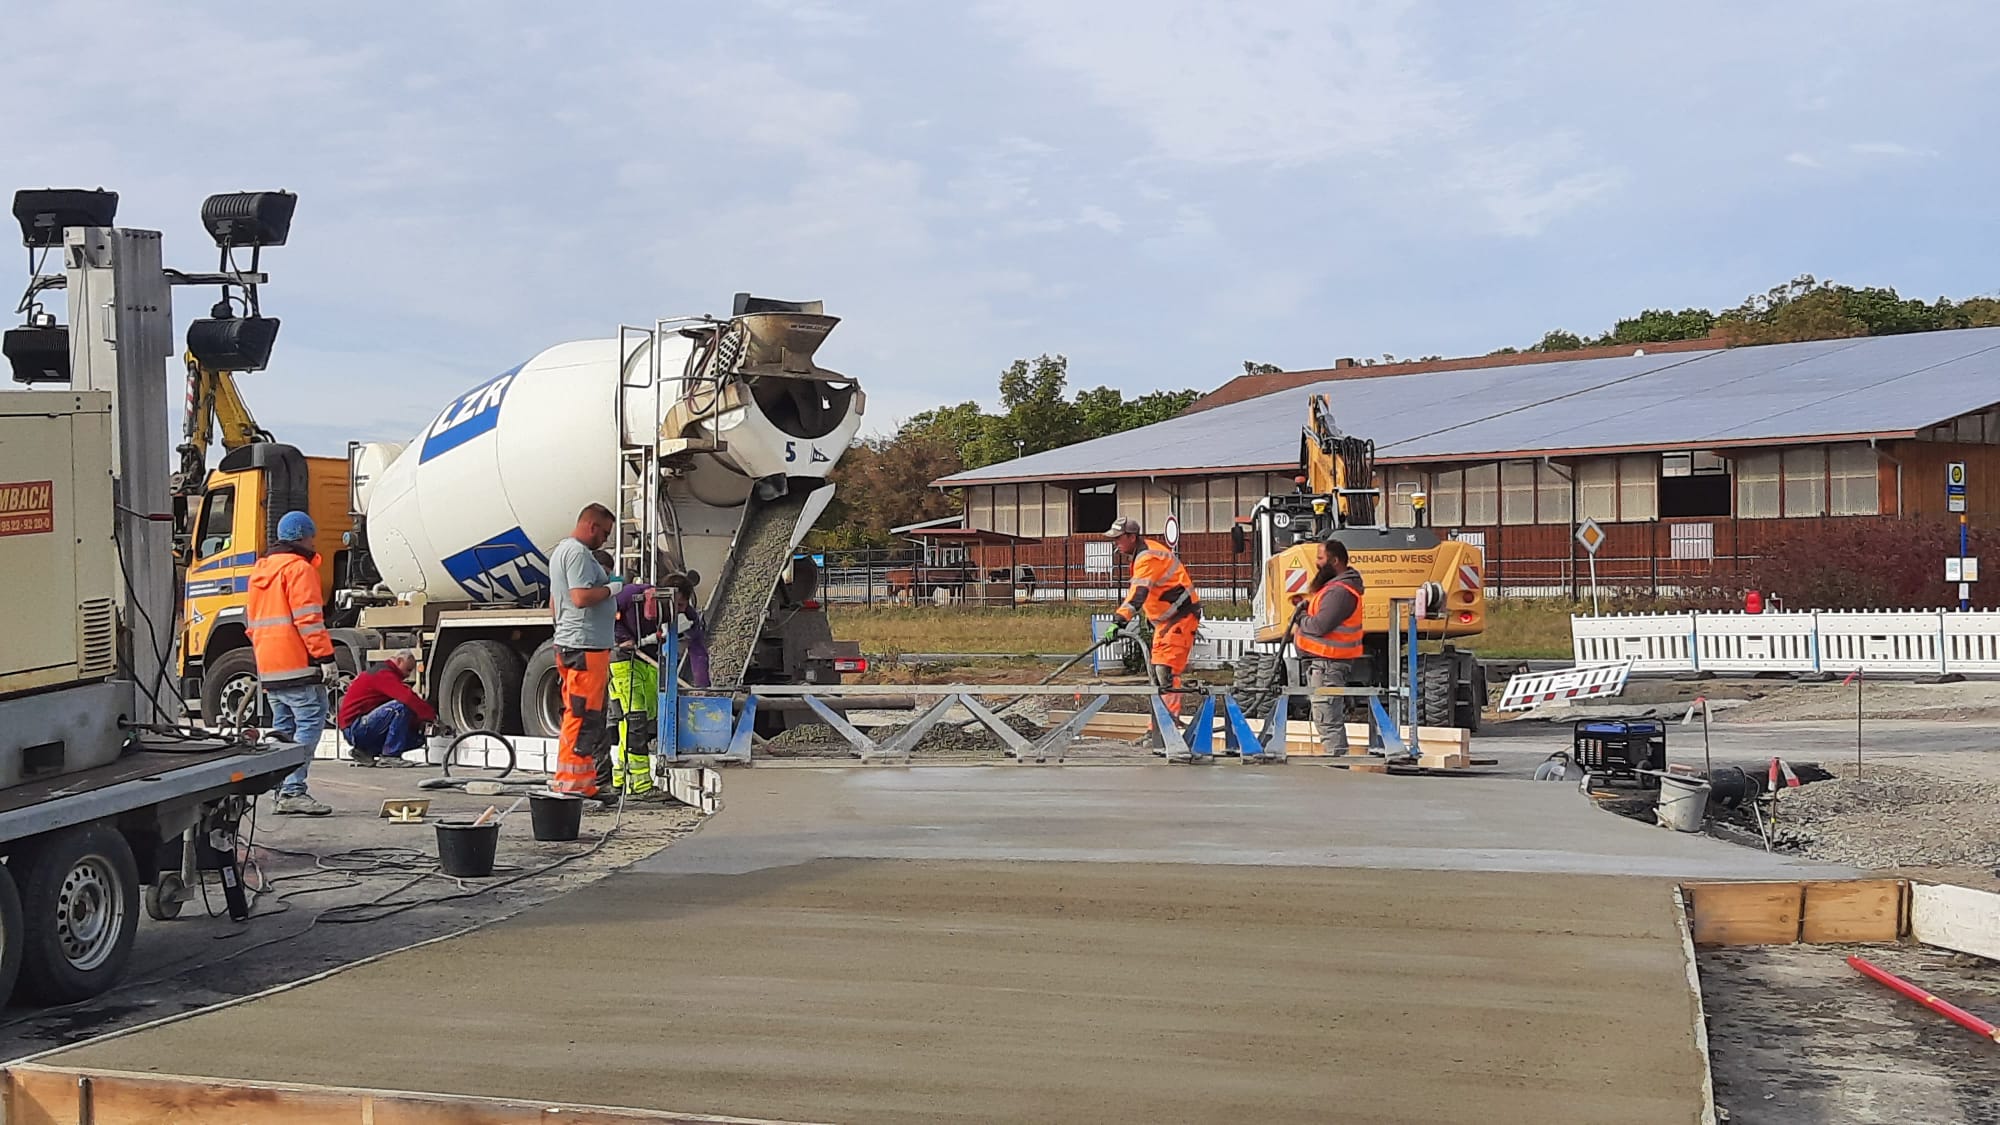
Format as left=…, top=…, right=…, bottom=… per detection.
left=1117, top=616, right=1147, bottom=642
left=319, top=661, right=341, bottom=686
left=601, top=577, right=625, bottom=596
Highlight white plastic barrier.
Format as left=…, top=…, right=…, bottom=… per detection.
left=1570, top=613, right=1697, bottom=674
left=1087, top=614, right=1265, bottom=671
left=1693, top=611, right=1819, bottom=674
left=1573, top=609, right=2000, bottom=676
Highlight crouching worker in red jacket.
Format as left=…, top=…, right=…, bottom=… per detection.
left=337, top=651, right=437, bottom=767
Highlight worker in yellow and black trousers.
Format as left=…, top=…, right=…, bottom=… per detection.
left=599, top=557, right=667, bottom=801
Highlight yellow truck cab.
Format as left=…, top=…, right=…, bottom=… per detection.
left=178, top=443, right=355, bottom=724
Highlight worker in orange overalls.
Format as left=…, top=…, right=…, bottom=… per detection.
left=1106, top=517, right=1202, bottom=717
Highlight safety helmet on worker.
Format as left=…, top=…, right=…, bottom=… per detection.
left=276, top=510, right=316, bottom=543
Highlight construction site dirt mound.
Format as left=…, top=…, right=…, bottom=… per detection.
left=1769, top=762, right=2000, bottom=870
left=760, top=712, right=1047, bottom=758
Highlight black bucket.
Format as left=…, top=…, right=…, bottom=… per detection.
left=435, top=820, right=500, bottom=878
left=528, top=792, right=583, bottom=842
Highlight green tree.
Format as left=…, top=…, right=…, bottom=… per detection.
left=1598, top=307, right=1716, bottom=345
left=813, top=433, right=965, bottom=549
left=1242, top=360, right=1283, bottom=375
left=1531, top=329, right=1585, bottom=352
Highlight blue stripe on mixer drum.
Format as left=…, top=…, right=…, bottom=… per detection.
left=442, top=526, right=550, bottom=602
left=419, top=363, right=524, bottom=464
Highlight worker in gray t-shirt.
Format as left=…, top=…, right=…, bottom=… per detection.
left=545, top=504, right=621, bottom=799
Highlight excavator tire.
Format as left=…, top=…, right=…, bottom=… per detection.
left=1417, top=653, right=1456, bottom=729
left=1230, top=652, right=1284, bottom=721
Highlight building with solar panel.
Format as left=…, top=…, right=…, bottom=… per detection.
left=928, top=327, right=2000, bottom=599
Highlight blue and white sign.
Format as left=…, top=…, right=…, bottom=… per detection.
left=442, top=526, right=550, bottom=602
left=420, top=364, right=523, bottom=463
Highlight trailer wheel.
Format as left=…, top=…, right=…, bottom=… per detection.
left=200, top=646, right=265, bottom=731
left=519, top=642, right=563, bottom=739
left=12, top=823, right=141, bottom=1004
left=437, top=640, right=524, bottom=735
left=1417, top=654, right=1456, bottom=729
left=0, top=863, right=23, bottom=1006
left=144, top=873, right=187, bottom=921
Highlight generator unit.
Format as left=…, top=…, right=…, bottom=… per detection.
left=0, top=390, right=122, bottom=786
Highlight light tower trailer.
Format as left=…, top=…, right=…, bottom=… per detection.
left=0, top=191, right=309, bottom=1007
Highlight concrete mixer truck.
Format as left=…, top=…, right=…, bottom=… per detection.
left=178, top=294, right=869, bottom=738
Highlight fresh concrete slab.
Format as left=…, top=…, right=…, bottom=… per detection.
left=636, top=765, right=1840, bottom=879
left=48, top=766, right=1824, bottom=1123
left=55, top=861, right=1710, bottom=1125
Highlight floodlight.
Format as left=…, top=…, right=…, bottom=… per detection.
left=11, top=188, right=118, bottom=248
left=186, top=315, right=281, bottom=372
left=200, top=191, right=296, bottom=248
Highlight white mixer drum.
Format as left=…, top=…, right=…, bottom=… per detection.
left=359, top=333, right=863, bottom=605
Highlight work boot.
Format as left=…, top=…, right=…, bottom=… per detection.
left=347, top=748, right=379, bottom=766
left=373, top=755, right=418, bottom=769
left=274, top=792, right=333, bottom=816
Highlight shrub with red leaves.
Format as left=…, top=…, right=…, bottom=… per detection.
left=1742, top=519, right=1998, bottom=610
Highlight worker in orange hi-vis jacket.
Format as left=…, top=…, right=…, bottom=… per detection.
left=1105, top=517, right=1203, bottom=717
left=247, top=510, right=339, bottom=816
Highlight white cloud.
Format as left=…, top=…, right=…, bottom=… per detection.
left=1849, top=141, right=1938, bottom=158
left=1786, top=152, right=1824, bottom=168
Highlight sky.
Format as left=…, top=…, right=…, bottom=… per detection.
left=6, top=0, right=1997, bottom=456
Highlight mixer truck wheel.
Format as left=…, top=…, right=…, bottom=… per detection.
left=200, top=647, right=265, bottom=732
left=436, top=641, right=524, bottom=736
left=520, top=643, right=564, bottom=739
left=0, top=864, right=22, bottom=1007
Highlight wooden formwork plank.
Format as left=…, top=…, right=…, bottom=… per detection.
left=3, top=1064, right=821, bottom=1125
left=1684, top=881, right=1806, bottom=946
left=1912, top=882, right=2000, bottom=960
left=1800, top=879, right=1906, bottom=943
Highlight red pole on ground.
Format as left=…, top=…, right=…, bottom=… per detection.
left=1847, top=954, right=2000, bottom=1044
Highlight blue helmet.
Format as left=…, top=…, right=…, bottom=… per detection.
left=276, top=510, right=316, bottom=543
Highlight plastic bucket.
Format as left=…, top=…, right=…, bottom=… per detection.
left=528, top=792, right=583, bottom=842
left=1655, top=775, right=1712, bottom=832
left=436, top=820, right=500, bottom=877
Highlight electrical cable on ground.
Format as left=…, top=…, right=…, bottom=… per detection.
left=0, top=793, right=632, bottom=1036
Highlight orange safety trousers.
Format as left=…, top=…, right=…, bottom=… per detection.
left=554, top=647, right=611, bottom=797
left=1150, top=614, right=1200, bottom=717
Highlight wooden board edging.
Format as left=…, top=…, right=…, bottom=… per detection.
left=1, top=1064, right=828, bottom=1125
left=1681, top=879, right=1908, bottom=947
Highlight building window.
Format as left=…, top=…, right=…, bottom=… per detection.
left=1142, top=481, right=1172, bottom=532
left=1578, top=459, right=1617, bottom=522
left=1537, top=462, right=1573, bottom=524
left=1463, top=463, right=1499, bottom=526
left=966, top=487, right=994, bottom=531
left=1073, top=483, right=1116, bottom=535
left=1618, top=454, right=1658, bottom=522
left=1736, top=452, right=1780, bottom=518
left=1176, top=480, right=1207, bottom=533
left=1385, top=468, right=1422, bottom=528
left=1500, top=461, right=1536, bottom=525
left=1431, top=469, right=1463, bottom=526
left=991, top=483, right=1018, bottom=534
left=1828, top=444, right=1878, bottom=516
left=1207, top=477, right=1237, bottom=532
left=1660, top=449, right=1731, bottom=518
left=1782, top=447, right=1825, bottom=517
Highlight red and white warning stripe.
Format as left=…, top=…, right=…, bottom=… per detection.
left=1498, top=661, right=1633, bottom=712
left=1284, top=567, right=1309, bottom=595
left=1768, top=757, right=1802, bottom=789
left=1458, top=564, right=1483, bottom=592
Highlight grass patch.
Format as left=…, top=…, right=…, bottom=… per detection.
left=832, top=599, right=1603, bottom=661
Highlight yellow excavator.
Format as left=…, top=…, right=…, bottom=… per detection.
left=1229, top=392, right=1490, bottom=729
left=170, top=351, right=272, bottom=561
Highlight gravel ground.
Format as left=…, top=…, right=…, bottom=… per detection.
left=760, top=712, right=1049, bottom=759
left=1766, top=762, right=2000, bottom=870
